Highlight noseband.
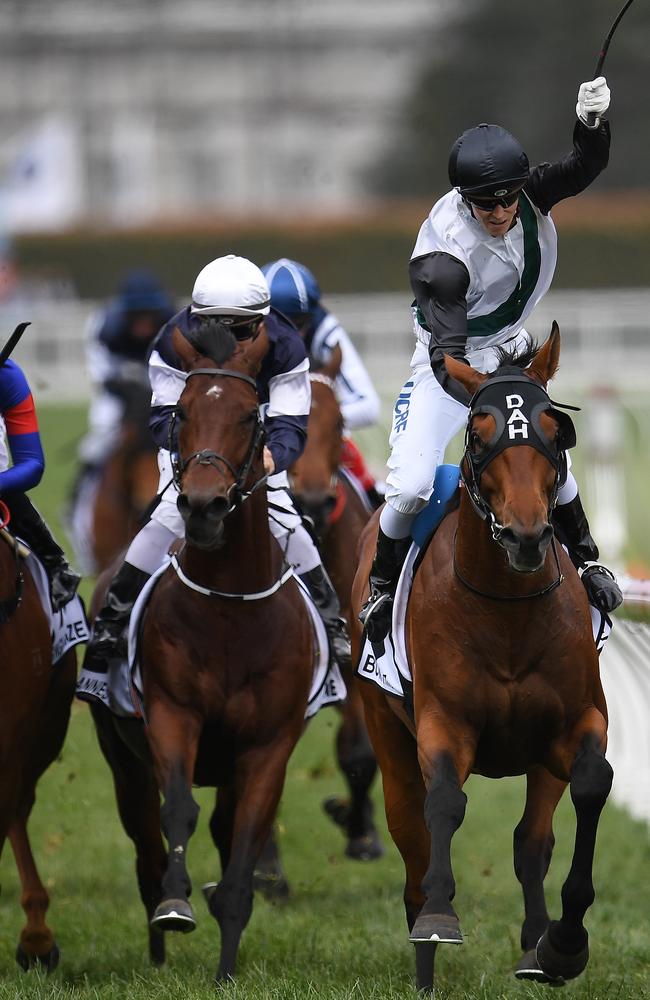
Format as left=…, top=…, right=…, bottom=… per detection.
left=461, top=373, right=578, bottom=545
left=170, top=367, right=266, bottom=512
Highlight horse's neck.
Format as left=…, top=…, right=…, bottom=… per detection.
left=181, top=489, right=280, bottom=591
left=455, top=492, right=557, bottom=597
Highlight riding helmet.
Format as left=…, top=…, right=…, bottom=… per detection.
left=262, top=259, right=321, bottom=318
left=191, top=254, right=270, bottom=317
left=448, top=124, right=529, bottom=197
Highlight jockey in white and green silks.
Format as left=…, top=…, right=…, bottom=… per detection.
left=360, top=76, right=623, bottom=643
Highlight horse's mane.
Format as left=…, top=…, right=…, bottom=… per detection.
left=488, top=336, right=540, bottom=378
left=189, top=319, right=238, bottom=365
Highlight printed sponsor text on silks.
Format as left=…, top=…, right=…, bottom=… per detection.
left=394, top=381, right=414, bottom=433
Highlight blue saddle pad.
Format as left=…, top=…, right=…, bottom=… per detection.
left=411, top=464, right=460, bottom=549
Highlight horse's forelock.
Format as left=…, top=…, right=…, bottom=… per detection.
left=489, top=337, right=540, bottom=378
left=188, top=319, right=238, bottom=367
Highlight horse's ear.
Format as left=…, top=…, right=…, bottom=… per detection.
left=527, top=322, right=561, bottom=386
left=443, top=354, right=486, bottom=396
left=172, top=326, right=203, bottom=371
left=235, top=325, right=269, bottom=378
left=319, top=343, right=343, bottom=380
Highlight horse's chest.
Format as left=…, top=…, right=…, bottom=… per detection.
left=476, top=677, right=564, bottom=775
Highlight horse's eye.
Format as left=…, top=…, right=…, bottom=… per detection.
left=469, top=430, right=484, bottom=454
left=176, top=406, right=187, bottom=423
left=241, top=408, right=258, bottom=426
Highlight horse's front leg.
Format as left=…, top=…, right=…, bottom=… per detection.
left=9, top=819, right=58, bottom=972
left=147, top=705, right=202, bottom=934
left=536, top=716, right=613, bottom=983
left=409, top=721, right=474, bottom=947
left=513, top=765, right=566, bottom=982
left=204, top=741, right=295, bottom=982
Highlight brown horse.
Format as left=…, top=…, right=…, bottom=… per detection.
left=89, top=324, right=315, bottom=982
left=352, top=326, right=612, bottom=992
left=289, top=360, right=382, bottom=861
left=0, top=520, right=77, bottom=971
left=89, top=381, right=159, bottom=573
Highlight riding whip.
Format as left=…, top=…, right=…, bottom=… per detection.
left=586, top=0, right=638, bottom=125
left=0, top=322, right=31, bottom=368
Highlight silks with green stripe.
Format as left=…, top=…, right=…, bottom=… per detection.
left=415, top=192, right=541, bottom=340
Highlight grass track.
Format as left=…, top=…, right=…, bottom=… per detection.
left=0, top=404, right=646, bottom=999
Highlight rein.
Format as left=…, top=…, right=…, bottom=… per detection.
left=170, top=552, right=294, bottom=600
left=0, top=500, right=24, bottom=625
left=452, top=530, right=564, bottom=601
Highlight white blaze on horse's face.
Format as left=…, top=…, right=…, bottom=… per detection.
left=206, top=385, right=223, bottom=400
left=505, top=393, right=529, bottom=440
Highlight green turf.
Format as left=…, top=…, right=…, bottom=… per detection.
left=0, top=404, right=646, bottom=998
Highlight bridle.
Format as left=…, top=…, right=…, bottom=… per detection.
left=455, top=372, right=579, bottom=601
left=460, top=373, right=577, bottom=546
left=169, top=367, right=267, bottom=513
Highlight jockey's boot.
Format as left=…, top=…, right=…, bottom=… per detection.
left=8, top=492, right=81, bottom=612
left=82, top=561, right=150, bottom=674
left=358, top=528, right=411, bottom=644
left=553, top=494, right=623, bottom=613
left=299, top=565, right=351, bottom=671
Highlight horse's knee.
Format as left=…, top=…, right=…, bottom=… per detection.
left=423, top=754, right=467, bottom=832
left=570, top=736, right=613, bottom=813
left=513, top=820, right=555, bottom=882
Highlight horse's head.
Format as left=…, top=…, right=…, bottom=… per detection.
left=445, top=322, right=577, bottom=573
left=172, top=323, right=267, bottom=549
left=289, top=346, right=344, bottom=536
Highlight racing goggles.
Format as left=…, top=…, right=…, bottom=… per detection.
left=464, top=187, right=523, bottom=211
left=218, top=315, right=264, bottom=341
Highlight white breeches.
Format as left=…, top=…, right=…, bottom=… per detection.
left=126, top=450, right=320, bottom=577
left=79, top=391, right=125, bottom=465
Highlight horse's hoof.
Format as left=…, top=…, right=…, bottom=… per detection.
left=15, top=943, right=60, bottom=973
left=150, top=898, right=196, bottom=933
left=536, top=928, right=589, bottom=982
left=409, top=913, right=463, bottom=944
left=515, top=948, right=565, bottom=986
left=252, top=869, right=291, bottom=904
left=202, top=881, right=218, bottom=905
left=345, top=832, right=384, bottom=861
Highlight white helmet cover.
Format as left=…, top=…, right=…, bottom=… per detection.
left=191, top=254, right=271, bottom=317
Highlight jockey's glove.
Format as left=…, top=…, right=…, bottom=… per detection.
left=580, top=561, right=623, bottom=613
left=576, top=77, right=610, bottom=127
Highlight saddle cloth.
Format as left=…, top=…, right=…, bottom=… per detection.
left=21, top=546, right=89, bottom=664
left=357, top=467, right=612, bottom=703
left=79, top=558, right=347, bottom=720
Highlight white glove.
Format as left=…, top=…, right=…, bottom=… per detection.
left=576, top=76, right=610, bottom=127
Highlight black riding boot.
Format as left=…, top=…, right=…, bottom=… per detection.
left=553, top=494, right=623, bottom=613
left=365, top=484, right=385, bottom=511
left=8, top=492, right=81, bottom=611
left=82, top=561, right=151, bottom=674
left=358, top=528, right=411, bottom=643
left=299, top=565, right=351, bottom=671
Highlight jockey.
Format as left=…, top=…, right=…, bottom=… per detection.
left=0, top=358, right=80, bottom=610
left=360, top=77, right=623, bottom=642
left=262, top=258, right=384, bottom=507
left=78, top=255, right=351, bottom=700
left=72, top=269, right=176, bottom=486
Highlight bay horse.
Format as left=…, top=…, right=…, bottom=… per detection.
left=88, top=380, right=159, bottom=574
left=352, top=325, right=612, bottom=992
left=289, top=352, right=382, bottom=861
left=89, top=324, right=314, bottom=982
left=0, top=512, right=77, bottom=971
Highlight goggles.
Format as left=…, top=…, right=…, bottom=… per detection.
left=218, top=315, right=264, bottom=341
left=464, top=187, right=523, bottom=211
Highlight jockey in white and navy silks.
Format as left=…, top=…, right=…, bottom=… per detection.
left=77, top=255, right=351, bottom=706
left=0, top=358, right=80, bottom=610
left=360, top=77, right=623, bottom=643
left=262, top=258, right=383, bottom=505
